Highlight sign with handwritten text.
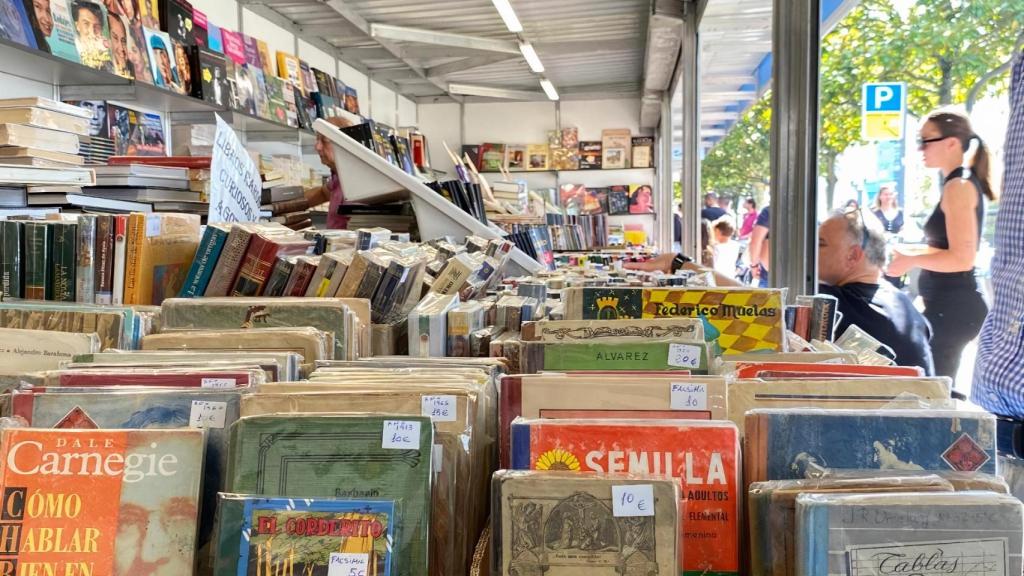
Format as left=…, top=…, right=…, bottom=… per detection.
left=612, top=484, right=655, bottom=517
left=382, top=420, right=421, bottom=450
left=209, top=114, right=261, bottom=223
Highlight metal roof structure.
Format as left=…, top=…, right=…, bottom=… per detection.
left=241, top=0, right=680, bottom=122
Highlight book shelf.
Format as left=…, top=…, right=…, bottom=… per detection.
left=478, top=167, right=656, bottom=174
left=314, top=119, right=544, bottom=276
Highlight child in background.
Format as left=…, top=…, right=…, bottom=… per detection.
left=712, top=219, right=740, bottom=280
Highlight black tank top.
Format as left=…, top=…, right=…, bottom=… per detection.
left=922, top=167, right=985, bottom=250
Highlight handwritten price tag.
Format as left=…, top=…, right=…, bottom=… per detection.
left=201, top=378, right=236, bottom=389
left=145, top=214, right=162, bottom=237
left=667, top=343, right=702, bottom=369
left=611, top=484, right=655, bottom=517
left=421, top=395, right=456, bottom=422
left=670, top=382, right=708, bottom=410
left=382, top=420, right=421, bottom=450
left=189, top=400, right=227, bottom=429
left=328, top=552, right=369, bottom=576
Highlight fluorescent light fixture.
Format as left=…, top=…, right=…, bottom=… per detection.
left=490, top=0, right=523, bottom=32
left=449, top=82, right=545, bottom=100
left=519, top=42, right=544, bottom=73
left=540, top=78, right=559, bottom=101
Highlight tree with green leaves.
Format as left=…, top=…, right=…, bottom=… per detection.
left=700, top=96, right=772, bottom=207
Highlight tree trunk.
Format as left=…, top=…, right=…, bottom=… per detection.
left=938, top=57, right=954, bottom=105
left=823, top=151, right=838, bottom=211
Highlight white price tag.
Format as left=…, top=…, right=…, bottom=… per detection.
left=382, top=420, right=421, bottom=450
left=670, top=382, right=708, bottom=410
left=328, top=552, right=369, bottom=576
left=189, top=400, right=227, bottom=429
left=421, top=395, right=456, bottom=422
left=201, top=378, right=236, bottom=389
left=145, top=214, right=162, bottom=237
left=667, top=343, right=702, bottom=369
left=611, top=484, right=655, bottom=517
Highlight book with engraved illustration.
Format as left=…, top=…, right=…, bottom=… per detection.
left=213, top=495, right=396, bottom=576
left=795, top=492, right=1023, bottom=576
left=226, top=414, right=432, bottom=575
left=601, top=128, right=632, bottom=169
left=511, top=418, right=739, bottom=576
left=229, top=234, right=312, bottom=296
left=141, top=327, right=333, bottom=364
left=522, top=318, right=704, bottom=342
left=0, top=428, right=204, bottom=574
left=492, top=470, right=680, bottom=576
left=747, top=475, right=955, bottom=576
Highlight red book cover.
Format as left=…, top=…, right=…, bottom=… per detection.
left=733, top=362, right=924, bottom=379
left=55, top=371, right=254, bottom=388
left=108, top=156, right=212, bottom=168
left=511, top=419, right=741, bottom=576
left=284, top=257, right=318, bottom=296
left=230, top=236, right=311, bottom=297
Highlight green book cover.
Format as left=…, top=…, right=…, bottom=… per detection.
left=226, top=414, right=432, bottom=575
left=1, top=220, right=22, bottom=298
left=542, top=340, right=710, bottom=373
left=50, top=222, right=77, bottom=302
left=23, top=221, right=53, bottom=300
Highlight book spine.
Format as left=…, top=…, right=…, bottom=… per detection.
left=230, top=235, right=277, bottom=297
left=285, top=259, right=316, bottom=296
left=204, top=227, right=253, bottom=296
left=1, top=221, right=22, bottom=298
left=50, top=223, right=76, bottom=302
left=22, top=223, right=49, bottom=300
left=335, top=255, right=367, bottom=298
left=268, top=197, right=308, bottom=215
left=122, top=214, right=146, bottom=305
left=111, top=215, right=127, bottom=305
left=179, top=226, right=227, bottom=297
left=94, top=215, right=114, bottom=304
left=75, top=215, right=96, bottom=303
left=262, top=257, right=294, bottom=297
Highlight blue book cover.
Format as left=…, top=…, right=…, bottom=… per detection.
left=207, top=22, right=222, bottom=53
left=215, top=496, right=395, bottom=576
left=0, top=0, right=38, bottom=48
left=44, top=0, right=80, bottom=62
left=749, top=409, right=997, bottom=483
left=180, top=224, right=229, bottom=297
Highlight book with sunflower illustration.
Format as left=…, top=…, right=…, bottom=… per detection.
left=510, top=418, right=741, bottom=576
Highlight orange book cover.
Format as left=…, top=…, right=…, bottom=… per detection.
left=123, top=213, right=201, bottom=305
left=0, top=428, right=204, bottom=574
left=733, top=362, right=924, bottom=379
left=510, top=418, right=740, bottom=576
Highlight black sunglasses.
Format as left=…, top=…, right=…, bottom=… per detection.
left=917, top=135, right=948, bottom=149
left=844, top=207, right=870, bottom=249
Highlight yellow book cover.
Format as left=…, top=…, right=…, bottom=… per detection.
left=124, top=213, right=200, bottom=305
left=276, top=51, right=302, bottom=91
left=256, top=40, right=274, bottom=78
left=642, top=287, right=785, bottom=352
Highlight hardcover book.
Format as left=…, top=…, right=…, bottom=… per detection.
left=50, top=221, right=76, bottom=301
left=601, top=128, right=632, bottom=169
left=479, top=143, right=506, bottom=172
left=23, top=220, right=53, bottom=300
left=525, top=144, right=549, bottom=171
left=511, top=418, right=741, bottom=576
left=229, top=235, right=312, bottom=296
left=505, top=144, right=526, bottom=171
left=492, top=470, right=680, bottom=576
left=75, top=214, right=96, bottom=303
left=1, top=220, right=22, bottom=298
left=275, top=50, right=302, bottom=91
left=744, top=409, right=998, bottom=487
left=0, top=428, right=204, bottom=574
left=226, top=414, right=432, bottom=575
left=179, top=222, right=229, bottom=297
left=213, top=495, right=395, bottom=576
left=795, top=492, right=1023, bottom=576
left=122, top=212, right=201, bottom=305
left=578, top=141, right=602, bottom=169
left=632, top=136, right=654, bottom=168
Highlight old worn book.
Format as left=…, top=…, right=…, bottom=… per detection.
left=123, top=212, right=202, bottom=305
left=161, top=297, right=358, bottom=360
left=213, top=495, right=396, bottom=576
left=141, top=327, right=332, bottom=365
left=795, top=492, right=1023, bottom=576
left=408, top=292, right=460, bottom=357
left=230, top=234, right=312, bottom=296
left=0, top=326, right=99, bottom=371
left=11, top=387, right=242, bottom=564
left=522, top=317, right=705, bottom=342
left=227, top=414, right=433, bottom=575
left=748, top=476, right=955, bottom=576
left=499, top=375, right=728, bottom=467
left=0, top=428, right=204, bottom=574
left=0, top=302, right=132, bottom=350
left=511, top=418, right=740, bottom=576
left=744, top=409, right=998, bottom=488
left=542, top=340, right=711, bottom=373
left=71, top=350, right=302, bottom=382
left=492, top=470, right=679, bottom=576
left=563, top=287, right=786, bottom=354
left=726, top=378, right=952, bottom=435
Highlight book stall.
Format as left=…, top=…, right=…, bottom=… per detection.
left=0, top=0, right=1017, bottom=574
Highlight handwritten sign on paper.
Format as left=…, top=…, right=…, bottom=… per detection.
left=189, top=400, right=227, bottom=429
left=846, top=538, right=1006, bottom=576
left=201, top=377, right=236, bottom=389
left=667, top=343, right=702, bottom=369
left=612, top=484, right=655, bottom=517
left=382, top=420, right=421, bottom=450
left=328, top=552, right=369, bottom=576
left=670, top=382, right=708, bottom=410
left=209, top=114, right=261, bottom=223
left=421, top=395, right=456, bottom=422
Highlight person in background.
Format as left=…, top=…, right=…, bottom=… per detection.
left=748, top=205, right=770, bottom=287
left=717, top=195, right=736, bottom=225
left=845, top=199, right=860, bottom=210
left=711, top=219, right=740, bottom=280
left=672, top=202, right=682, bottom=253
left=699, top=219, right=714, bottom=269
left=701, top=192, right=727, bottom=221
left=739, top=197, right=758, bottom=240
left=305, top=116, right=356, bottom=229
left=872, top=185, right=904, bottom=235
left=973, top=50, right=1024, bottom=497
left=887, top=108, right=994, bottom=380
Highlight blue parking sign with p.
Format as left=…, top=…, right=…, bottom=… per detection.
left=863, top=82, right=905, bottom=140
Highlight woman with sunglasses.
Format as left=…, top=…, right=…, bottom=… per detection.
left=887, top=109, right=995, bottom=379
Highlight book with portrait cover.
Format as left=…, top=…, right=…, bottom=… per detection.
left=213, top=495, right=396, bottom=576
left=40, top=0, right=81, bottom=63
left=194, top=46, right=228, bottom=106
left=344, top=85, right=359, bottom=115
left=0, top=428, right=204, bottom=575
left=143, top=26, right=177, bottom=88
left=71, top=0, right=112, bottom=71
left=511, top=418, right=740, bottom=576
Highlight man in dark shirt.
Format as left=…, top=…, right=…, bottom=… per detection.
left=818, top=211, right=934, bottom=374
left=701, top=193, right=727, bottom=221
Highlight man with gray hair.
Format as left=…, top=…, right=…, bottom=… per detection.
left=818, top=209, right=934, bottom=374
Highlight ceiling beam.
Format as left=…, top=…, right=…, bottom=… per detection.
left=532, top=38, right=643, bottom=56
left=426, top=54, right=521, bottom=79
left=448, top=83, right=546, bottom=100
left=369, top=23, right=519, bottom=55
